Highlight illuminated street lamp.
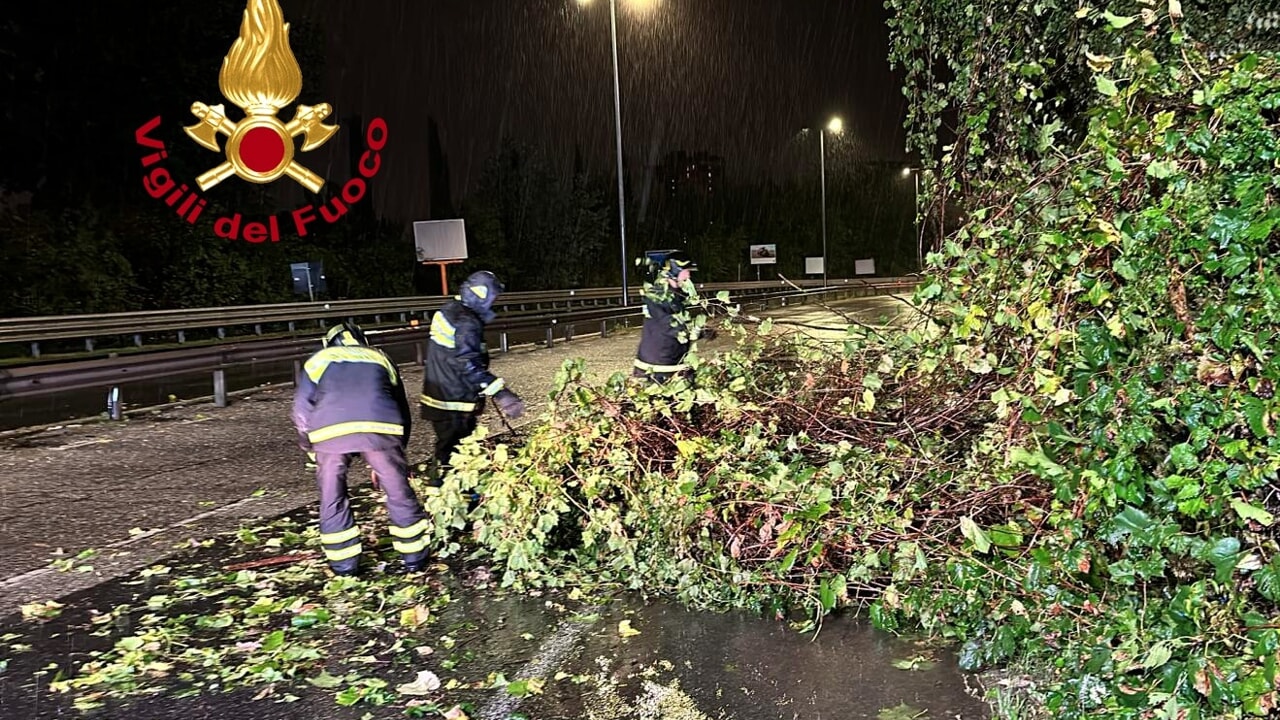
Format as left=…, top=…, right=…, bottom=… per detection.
left=903, top=166, right=922, bottom=270
left=577, top=0, right=656, bottom=305
left=801, top=116, right=842, bottom=287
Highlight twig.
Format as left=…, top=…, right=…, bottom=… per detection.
left=222, top=552, right=317, bottom=572
left=775, top=274, right=892, bottom=342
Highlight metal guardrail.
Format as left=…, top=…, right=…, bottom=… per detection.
left=0, top=280, right=916, bottom=409
left=0, top=277, right=910, bottom=355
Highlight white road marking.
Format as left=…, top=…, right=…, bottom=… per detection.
left=476, top=618, right=589, bottom=720
left=0, top=495, right=265, bottom=591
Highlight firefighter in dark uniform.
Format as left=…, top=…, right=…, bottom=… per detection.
left=633, top=250, right=714, bottom=382
left=292, top=322, right=428, bottom=576
left=420, top=271, right=526, bottom=477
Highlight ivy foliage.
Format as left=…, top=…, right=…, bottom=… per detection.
left=411, top=3, right=1280, bottom=718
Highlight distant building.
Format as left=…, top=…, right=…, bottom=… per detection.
left=658, top=151, right=724, bottom=200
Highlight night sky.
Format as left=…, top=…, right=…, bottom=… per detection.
left=279, top=0, right=908, bottom=222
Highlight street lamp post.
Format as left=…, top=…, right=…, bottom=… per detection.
left=903, top=167, right=921, bottom=270
left=580, top=0, right=636, bottom=306
left=816, top=116, right=842, bottom=288
left=607, top=0, right=630, bottom=306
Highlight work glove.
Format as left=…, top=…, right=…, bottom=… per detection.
left=493, top=389, right=526, bottom=420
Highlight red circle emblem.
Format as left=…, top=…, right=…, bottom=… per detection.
left=240, top=126, right=286, bottom=174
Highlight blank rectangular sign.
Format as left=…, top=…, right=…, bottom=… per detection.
left=854, top=259, right=876, bottom=276
left=413, top=219, right=469, bottom=262
left=805, top=256, right=824, bottom=275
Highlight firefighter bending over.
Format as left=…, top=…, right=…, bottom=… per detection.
left=633, top=250, right=715, bottom=382
left=420, top=271, right=525, bottom=478
left=292, top=322, right=428, bottom=576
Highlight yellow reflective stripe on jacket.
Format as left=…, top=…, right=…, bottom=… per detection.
left=480, top=378, right=505, bottom=396
left=393, top=538, right=428, bottom=555
left=319, top=526, right=360, bottom=545
left=419, top=394, right=476, bottom=412
left=308, top=421, right=404, bottom=443
left=634, top=359, right=689, bottom=374
left=324, top=543, right=362, bottom=561
left=430, top=313, right=457, bottom=349
left=305, top=346, right=399, bottom=384
left=390, top=519, right=429, bottom=539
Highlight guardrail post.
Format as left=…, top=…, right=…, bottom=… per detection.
left=599, top=320, right=608, bottom=338
left=293, top=360, right=301, bottom=385
left=545, top=326, right=554, bottom=348
left=399, top=313, right=407, bottom=323
left=30, top=342, right=39, bottom=358
left=85, top=338, right=94, bottom=352
left=565, top=324, right=575, bottom=343
left=500, top=332, right=509, bottom=353
left=107, top=387, right=122, bottom=421
left=217, top=327, right=225, bottom=339
left=254, top=324, right=262, bottom=335
left=374, top=315, right=382, bottom=324
left=213, top=369, right=228, bottom=407
left=177, top=331, right=185, bottom=344
left=289, top=321, right=296, bottom=332
left=134, top=334, right=143, bottom=347
left=416, top=340, right=425, bottom=366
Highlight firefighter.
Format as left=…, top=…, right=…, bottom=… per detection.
left=292, top=322, right=428, bottom=576
left=420, top=270, right=525, bottom=478
left=633, top=250, right=715, bottom=382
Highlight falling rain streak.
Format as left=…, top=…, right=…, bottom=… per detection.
left=283, top=0, right=911, bottom=223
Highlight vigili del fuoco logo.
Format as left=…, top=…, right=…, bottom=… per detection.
left=133, top=0, right=387, bottom=243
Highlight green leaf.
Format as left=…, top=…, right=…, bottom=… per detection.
left=1103, top=10, right=1136, bottom=28
left=1113, top=259, right=1139, bottom=281
left=1096, top=75, right=1119, bottom=97
left=819, top=579, right=837, bottom=612
left=1242, top=397, right=1271, bottom=438
left=1142, top=642, right=1173, bottom=670
left=960, top=517, right=991, bottom=554
left=1113, top=506, right=1156, bottom=543
left=308, top=671, right=344, bottom=689
left=777, top=548, right=799, bottom=573
left=1201, top=537, right=1242, bottom=582
left=116, top=636, right=144, bottom=652
left=335, top=687, right=363, bottom=706
left=260, top=629, right=286, bottom=653
left=715, top=290, right=730, bottom=303
left=1231, top=499, right=1274, bottom=527
left=1146, top=160, right=1179, bottom=179
left=1255, top=559, right=1280, bottom=602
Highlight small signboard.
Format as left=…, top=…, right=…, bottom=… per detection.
left=290, top=261, right=326, bottom=301
left=413, top=219, right=469, bottom=262
left=854, top=258, right=876, bottom=276
left=804, top=257, right=824, bottom=275
left=749, top=244, right=777, bottom=265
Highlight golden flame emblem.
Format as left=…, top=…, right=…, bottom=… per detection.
left=184, top=0, right=338, bottom=192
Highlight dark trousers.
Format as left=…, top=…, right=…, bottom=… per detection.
left=316, top=448, right=429, bottom=572
left=432, top=413, right=479, bottom=476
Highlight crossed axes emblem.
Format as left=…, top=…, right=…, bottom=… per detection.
left=184, top=102, right=338, bottom=193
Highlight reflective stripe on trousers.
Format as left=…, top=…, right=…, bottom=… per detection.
left=315, top=448, right=430, bottom=568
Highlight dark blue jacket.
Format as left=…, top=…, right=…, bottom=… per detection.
left=420, top=300, right=504, bottom=419
left=292, top=345, right=412, bottom=453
